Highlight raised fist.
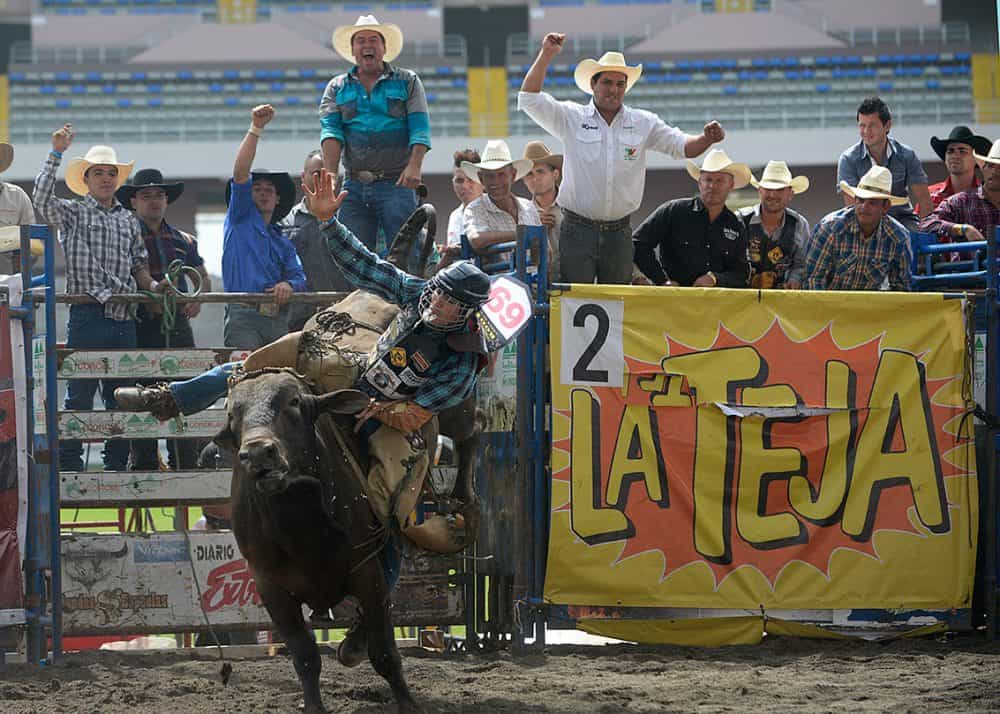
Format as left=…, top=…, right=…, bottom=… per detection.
left=703, top=120, right=725, bottom=144
left=52, top=123, right=74, bottom=153
left=542, top=33, right=565, bottom=55
left=251, top=104, right=276, bottom=128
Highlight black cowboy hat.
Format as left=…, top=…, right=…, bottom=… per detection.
left=225, top=169, right=296, bottom=224
left=930, top=126, right=992, bottom=162
left=116, top=168, right=185, bottom=208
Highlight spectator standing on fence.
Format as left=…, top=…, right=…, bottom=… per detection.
left=518, top=33, right=725, bottom=284
left=33, top=125, right=165, bottom=472
left=926, top=125, right=991, bottom=210
left=116, top=168, right=210, bottom=472
left=633, top=149, right=750, bottom=288
left=460, top=140, right=541, bottom=266
left=521, top=141, right=563, bottom=282
left=920, top=139, right=1000, bottom=245
left=736, top=160, right=811, bottom=290
left=224, top=104, right=306, bottom=349
left=837, top=96, right=931, bottom=234
left=320, top=15, right=431, bottom=254
left=0, top=142, right=36, bottom=275
left=282, top=150, right=352, bottom=331
left=805, top=166, right=911, bottom=291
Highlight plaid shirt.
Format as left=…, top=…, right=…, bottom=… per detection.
left=34, top=152, right=147, bottom=321
left=920, top=186, right=1000, bottom=243
left=141, top=219, right=204, bottom=292
left=326, top=219, right=480, bottom=413
left=804, top=207, right=912, bottom=291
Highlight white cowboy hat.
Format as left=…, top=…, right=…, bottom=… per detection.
left=685, top=148, right=752, bottom=189
left=750, top=160, right=809, bottom=194
left=332, top=14, right=404, bottom=64
left=838, top=166, right=909, bottom=206
left=574, top=51, right=643, bottom=95
left=64, top=145, right=134, bottom=197
left=461, top=140, right=533, bottom=183
left=975, top=138, right=1000, bottom=168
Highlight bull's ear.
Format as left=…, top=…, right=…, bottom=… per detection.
left=212, top=424, right=238, bottom=454
left=312, top=388, right=372, bottom=415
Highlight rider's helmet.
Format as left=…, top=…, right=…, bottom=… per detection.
left=418, top=261, right=491, bottom=332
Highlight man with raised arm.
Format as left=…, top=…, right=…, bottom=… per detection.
left=518, top=32, right=725, bottom=284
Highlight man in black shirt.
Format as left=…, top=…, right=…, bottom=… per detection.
left=633, top=148, right=751, bottom=287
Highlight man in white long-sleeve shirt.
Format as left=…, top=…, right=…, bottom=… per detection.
left=518, top=33, right=726, bottom=284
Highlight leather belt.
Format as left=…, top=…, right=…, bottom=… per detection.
left=563, top=208, right=630, bottom=232
left=349, top=170, right=401, bottom=184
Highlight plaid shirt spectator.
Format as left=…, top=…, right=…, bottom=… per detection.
left=326, top=219, right=480, bottom=413
left=920, top=186, right=1000, bottom=243
left=33, top=152, right=147, bottom=321
left=141, top=219, right=203, bottom=291
left=928, top=175, right=981, bottom=210
left=804, top=206, right=912, bottom=291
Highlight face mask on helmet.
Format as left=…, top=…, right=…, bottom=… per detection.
left=418, top=283, right=477, bottom=332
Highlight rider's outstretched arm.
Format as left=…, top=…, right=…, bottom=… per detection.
left=324, top=219, right=426, bottom=306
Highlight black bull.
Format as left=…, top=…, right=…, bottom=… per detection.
left=216, top=372, right=419, bottom=713
left=211, top=205, right=481, bottom=712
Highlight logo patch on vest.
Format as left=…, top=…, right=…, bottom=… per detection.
left=411, top=350, right=430, bottom=371
left=723, top=227, right=739, bottom=242
left=390, top=347, right=407, bottom=367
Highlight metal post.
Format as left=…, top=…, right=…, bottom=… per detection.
left=986, top=227, right=998, bottom=638
left=42, top=225, right=61, bottom=658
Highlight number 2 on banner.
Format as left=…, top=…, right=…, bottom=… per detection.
left=560, top=298, right=624, bottom=387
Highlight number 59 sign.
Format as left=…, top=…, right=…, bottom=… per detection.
left=477, top=275, right=533, bottom=352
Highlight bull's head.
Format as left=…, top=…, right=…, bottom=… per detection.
left=213, top=372, right=370, bottom=495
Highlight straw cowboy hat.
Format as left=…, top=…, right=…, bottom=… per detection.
left=0, top=143, right=13, bottom=174
left=750, top=160, right=809, bottom=194
left=65, top=145, right=133, bottom=197
left=574, top=51, right=643, bottom=95
left=116, top=168, right=185, bottom=208
left=975, top=138, right=1000, bottom=168
left=461, top=140, right=533, bottom=183
left=838, top=166, right=909, bottom=206
left=685, top=148, right=752, bottom=189
left=332, top=14, right=404, bottom=64
left=931, top=125, right=992, bottom=162
left=522, top=141, right=563, bottom=170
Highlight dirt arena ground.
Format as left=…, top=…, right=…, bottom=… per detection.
left=4, top=634, right=1000, bottom=713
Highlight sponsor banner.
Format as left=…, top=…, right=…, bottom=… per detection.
left=32, top=337, right=44, bottom=435
left=61, top=470, right=232, bottom=507
left=546, top=287, right=977, bottom=611
left=62, top=532, right=463, bottom=635
left=0, top=276, right=26, bottom=618
left=476, top=340, right=517, bottom=433
left=56, top=349, right=233, bottom=379
left=58, top=409, right=227, bottom=440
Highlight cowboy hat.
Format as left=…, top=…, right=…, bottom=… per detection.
left=65, top=145, right=133, bottom=197
left=750, top=160, right=809, bottom=194
left=0, top=143, right=13, bottom=174
left=685, top=148, right=752, bottom=189
left=225, top=170, right=296, bottom=224
left=574, top=51, right=643, bottom=95
left=461, top=140, right=533, bottom=183
left=522, top=141, right=563, bottom=171
left=838, top=166, right=909, bottom=206
left=116, top=168, right=185, bottom=208
left=975, top=138, right=1000, bottom=168
left=931, top=125, right=992, bottom=162
left=332, top=14, right=404, bottom=64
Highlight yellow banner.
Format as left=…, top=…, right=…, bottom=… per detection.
left=546, top=286, right=977, bottom=610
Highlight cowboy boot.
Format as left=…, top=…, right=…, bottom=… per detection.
left=336, top=619, right=367, bottom=668
left=114, top=383, right=181, bottom=421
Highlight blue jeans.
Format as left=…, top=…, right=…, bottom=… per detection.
left=558, top=216, right=633, bottom=284
left=224, top=304, right=290, bottom=350
left=339, top=178, right=416, bottom=255
left=61, top=304, right=138, bottom=472
left=169, top=362, right=238, bottom=415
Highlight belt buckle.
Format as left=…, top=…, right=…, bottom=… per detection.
left=357, top=170, right=378, bottom=184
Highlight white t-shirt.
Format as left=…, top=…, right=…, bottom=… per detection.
left=446, top=205, right=465, bottom=246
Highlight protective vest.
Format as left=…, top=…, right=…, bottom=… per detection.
left=359, top=306, right=447, bottom=401
left=742, top=210, right=798, bottom=289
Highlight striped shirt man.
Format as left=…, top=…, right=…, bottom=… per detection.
left=804, top=206, right=911, bottom=292
left=33, top=152, right=147, bottom=321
